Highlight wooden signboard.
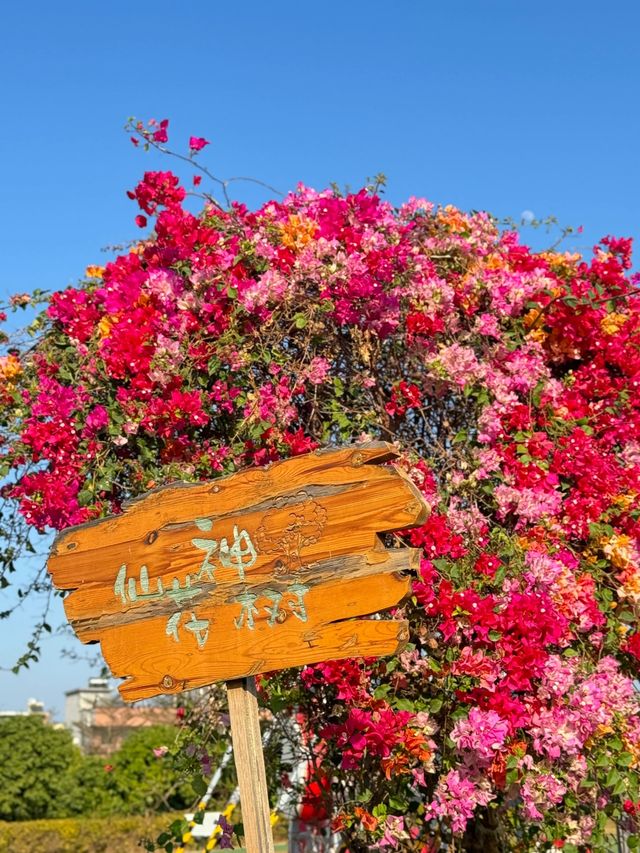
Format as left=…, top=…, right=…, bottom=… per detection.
left=47, top=442, right=429, bottom=851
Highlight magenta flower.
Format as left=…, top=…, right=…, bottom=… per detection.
left=189, top=135, right=210, bottom=152
left=152, top=118, right=169, bottom=143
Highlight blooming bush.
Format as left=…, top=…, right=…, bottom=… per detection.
left=2, top=119, right=640, bottom=850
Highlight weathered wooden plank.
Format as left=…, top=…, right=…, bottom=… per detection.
left=48, top=444, right=426, bottom=585
left=89, top=570, right=412, bottom=700
left=62, top=547, right=421, bottom=638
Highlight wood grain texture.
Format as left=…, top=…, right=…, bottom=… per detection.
left=227, top=677, right=274, bottom=853
left=47, top=442, right=430, bottom=700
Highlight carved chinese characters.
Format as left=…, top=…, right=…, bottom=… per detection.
left=47, top=443, right=429, bottom=701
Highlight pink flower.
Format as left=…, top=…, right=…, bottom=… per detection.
left=450, top=708, right=509, bottom=762
left=189, top=136, right=210, bottom=152
left=305, top=356, right=330, bottom=385
left=153, top=745, right=169, bottom=758
left=379, top=815, right=408, bottom=848
left=425, top=769, right=494, bottom=834
left=520, top=772, right=566, bottom=821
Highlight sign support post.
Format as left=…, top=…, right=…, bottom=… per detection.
left=46, top=443, right=430, bottom=853
left=227, top=676, right=275, bottom=853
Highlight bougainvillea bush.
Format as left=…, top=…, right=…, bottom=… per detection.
left=2, top=120, right=640, bottom=851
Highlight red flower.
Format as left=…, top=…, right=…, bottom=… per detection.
left=624, top=632, right=640, bottom=661
left=474, top=553, right=502, bottom=577
left=135, top=214, right=147, bottom=228
left=128, top=171, right=186, bottom=216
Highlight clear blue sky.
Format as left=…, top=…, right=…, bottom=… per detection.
left=1, top=0, right=639, bottom=715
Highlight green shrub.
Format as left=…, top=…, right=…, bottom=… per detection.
left=0, top=716, right=82, bottom=821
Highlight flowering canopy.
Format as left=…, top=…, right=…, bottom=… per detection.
left=1, top=125, right=640, bottom=850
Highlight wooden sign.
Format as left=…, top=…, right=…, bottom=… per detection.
left=47, top=442, right=429, bottom=701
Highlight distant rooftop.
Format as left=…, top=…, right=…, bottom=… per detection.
left=0, top=698, right=48, bottom=718
left=65, top=677, right=111, bottom=696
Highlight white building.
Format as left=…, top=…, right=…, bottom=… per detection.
left=64, top=677, right=112, bottom=748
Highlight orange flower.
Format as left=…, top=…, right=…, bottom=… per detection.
left=0, top=354, right=22, bottom=383
left=539, top=251, right=581, bottom=272
left=354, top=806, right=379, bottom=832
left=484, top=253, right=506, bottom=270
left=280, top=215, right=318, bottom=251
left=436, top=204, right=469, bottom=234
left=489, top=752, right=506, bottom=789
left=85, top=265, right=105, bottom=279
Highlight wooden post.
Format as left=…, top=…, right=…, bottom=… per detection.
left=227, top=676, right=275, bottom=853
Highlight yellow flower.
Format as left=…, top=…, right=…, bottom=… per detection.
left=85, top=265, right=105, bottom=279
left=602, top=534, right=636, bottom=570
left=522, top=306, right=547, bottom=343
left=612, top=493, right=637, bottom=511
left=539, top=251, right=581, bottom=272
left=98, top=316, right=114, bottom=339
left=600, top=312, right=627, bottom=336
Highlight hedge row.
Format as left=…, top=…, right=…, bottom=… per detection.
left=0, top=813, right=183, bottom=853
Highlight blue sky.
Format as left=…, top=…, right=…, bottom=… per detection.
left=1, top=0, right=639, bottom=715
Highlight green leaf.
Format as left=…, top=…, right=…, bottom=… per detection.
left=192, top=775, right=207, bottom=796
left=372, top=803, right=387, bottom=820
left=77, top=489, right=93, bottom=506
left=605, top=768, right=620, bottom=788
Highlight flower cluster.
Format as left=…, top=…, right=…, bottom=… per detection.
left=2, top=130, right=640, bottom=851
